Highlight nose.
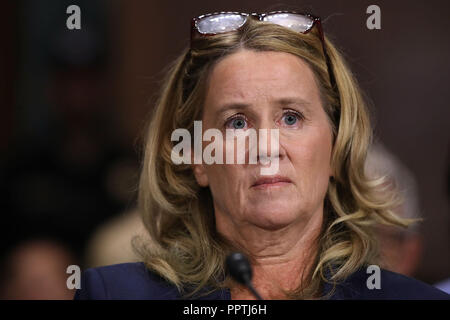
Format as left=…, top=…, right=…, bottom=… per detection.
left=254, top=119, right=287, bottom=165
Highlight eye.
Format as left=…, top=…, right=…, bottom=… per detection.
left=232, top=118, right=246, bottom=129
left=281, top=110, right=303, bottom=126
left=225, top=115, right=249, bottom=130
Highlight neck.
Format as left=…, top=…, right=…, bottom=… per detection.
left=216, top=205, right=324, bottom=299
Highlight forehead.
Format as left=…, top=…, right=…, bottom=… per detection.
left=205, top=49, right=321, bottom=104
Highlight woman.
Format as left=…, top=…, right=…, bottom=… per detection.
left=74, top=11, right=449, bottom=299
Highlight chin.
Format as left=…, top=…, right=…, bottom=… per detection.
left=249, top=206, right=302, bottom=230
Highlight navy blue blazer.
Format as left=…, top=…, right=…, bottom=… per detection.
left=73, top=262, right=449, bottom=300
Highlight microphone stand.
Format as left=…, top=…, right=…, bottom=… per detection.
left=226, top=252, right=264, bottom=300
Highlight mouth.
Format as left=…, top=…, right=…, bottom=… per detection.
left=251, top=175, right=292, bottom=189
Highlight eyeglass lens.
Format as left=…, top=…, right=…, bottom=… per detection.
left=196, top=13, right=247, bottom=34
left=196, top=12, right=314, bottom=35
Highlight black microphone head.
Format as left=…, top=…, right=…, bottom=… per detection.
left=226, top=252, right=252, bottom=285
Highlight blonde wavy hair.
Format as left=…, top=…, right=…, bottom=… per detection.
left=134, top=17, right=413, bottom=299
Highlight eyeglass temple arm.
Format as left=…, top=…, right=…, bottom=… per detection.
left=314, top=20, right=337, bottom=91
left=190, top=19, right=196, bottom=43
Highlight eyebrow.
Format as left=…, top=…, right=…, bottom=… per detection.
left=275, top=97, right=312, bottom=108
left=215, top=97, right=312, bottom=117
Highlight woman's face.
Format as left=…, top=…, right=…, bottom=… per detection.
left=193, top=49, right=333, bottom=231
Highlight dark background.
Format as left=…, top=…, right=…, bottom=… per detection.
left=1, top=0, right=449, bottom=285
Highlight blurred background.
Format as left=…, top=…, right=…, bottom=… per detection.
left=0, top=0, right=449, bottom=299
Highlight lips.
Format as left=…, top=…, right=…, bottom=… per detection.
left=252, top=175, right=292, bottom=188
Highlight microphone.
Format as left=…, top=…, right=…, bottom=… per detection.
left=226, top=252, right=263, bottom=300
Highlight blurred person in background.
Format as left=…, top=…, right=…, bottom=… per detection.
left=84, top=208, right=145, bottom=268
left=0, top=238, right=76, bottom=300
left=365, top=141, right=423, bottom=277
left=434, top=147, right=450, bottom=294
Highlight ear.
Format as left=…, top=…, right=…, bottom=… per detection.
left=190, top=146, right=209, bottom=186
left=192, top=163, right=209, bottom=187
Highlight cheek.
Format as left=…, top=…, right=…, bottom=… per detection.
left=204, top=164, right=245, bottom=202
left=204, top=164, right=254, bottom=220
left=287, top=127, right=333, bottom=194
left=201, top=127, right=250, bottom=193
